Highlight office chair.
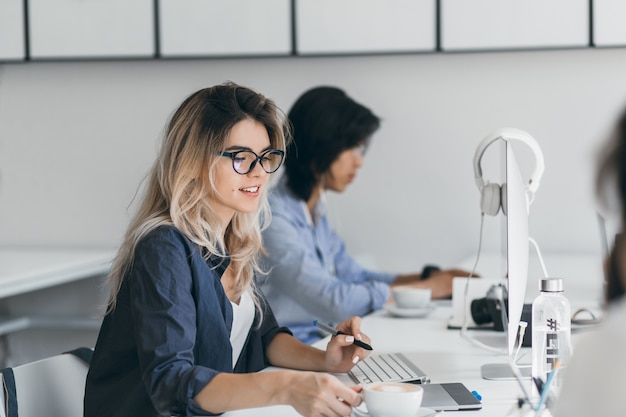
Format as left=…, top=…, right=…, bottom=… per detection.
left=0, top=347, right=93, bottom=417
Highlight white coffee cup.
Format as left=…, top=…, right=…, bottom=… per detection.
left=392, top=287, right=432, bottom=309
left=353, top=382, right=423, bottom=417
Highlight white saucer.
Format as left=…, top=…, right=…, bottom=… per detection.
left=352, top=406, right=438, bottom=417
left=383, top=302, right=436, bottom=318
left=417, top=408, right=439, bottom=417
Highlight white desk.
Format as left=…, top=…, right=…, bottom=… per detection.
left=224, top=303, right=535, bottom=417
left=0, top=247, right=112, bottom=415
left=0, top=246, right=114, bottom=335
left=0, top=247, right=114, bottom=299
left=224, top=253, right=603, bottom=417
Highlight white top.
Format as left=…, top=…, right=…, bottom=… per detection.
left=229, top=290, right=255, bottom=369
left=552, top=298, right=626, bottom=416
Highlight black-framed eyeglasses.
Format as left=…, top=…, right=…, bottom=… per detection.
left=218, top=149, right=285, bottom=175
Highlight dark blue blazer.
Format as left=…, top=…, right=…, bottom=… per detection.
left=84, top=226, right=290, bottom=417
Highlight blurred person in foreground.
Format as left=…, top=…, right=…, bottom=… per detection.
left=552, top=106, right=626, bottom=416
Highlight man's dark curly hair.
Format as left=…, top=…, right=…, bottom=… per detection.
left=285, top=86, right=381, bottom=201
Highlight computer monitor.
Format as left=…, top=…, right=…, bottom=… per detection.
left=481, top=140, right=530, bottom=379
left=504, top=140, right=529, bottom=356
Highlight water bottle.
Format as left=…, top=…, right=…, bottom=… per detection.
left=531, top=278, right=571, bottom=389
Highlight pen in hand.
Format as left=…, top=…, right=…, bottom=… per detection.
left=313, top=320, right=373, bottom=350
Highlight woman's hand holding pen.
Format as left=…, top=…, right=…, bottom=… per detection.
left=263, top=316, right=370, bottom=416
left=323, top=316, right=372, bottom=373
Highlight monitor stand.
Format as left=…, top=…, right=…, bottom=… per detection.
left=481, top=363, right=531, bottom=380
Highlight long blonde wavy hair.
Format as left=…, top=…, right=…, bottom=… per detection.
left=106, top=82, right=290, bottom=316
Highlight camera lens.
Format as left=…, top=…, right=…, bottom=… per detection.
left=470, top=298, right=494, bottom=325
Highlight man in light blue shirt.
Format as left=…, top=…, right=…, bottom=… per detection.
left=258, top=86, right=468, bottom=343
left=260, top=176, right=396, bottom=342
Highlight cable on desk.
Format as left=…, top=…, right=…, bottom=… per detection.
left=529, top=236, right=549, bottom=278
left=460, top=213, right=508, bottom=354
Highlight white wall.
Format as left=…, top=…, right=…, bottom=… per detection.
left=1, top=48, right=625, bottom=277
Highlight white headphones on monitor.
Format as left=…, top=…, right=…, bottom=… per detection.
left=473, top=128, right=545, bottom=216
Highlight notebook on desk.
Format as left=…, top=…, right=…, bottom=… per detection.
left=348, top=352, right=482, bottom=411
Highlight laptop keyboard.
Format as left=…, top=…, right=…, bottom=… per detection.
left=348, top=352, right=430, bottom=384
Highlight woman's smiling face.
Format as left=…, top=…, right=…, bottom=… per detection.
left=212, top=118, right=272, bottom=223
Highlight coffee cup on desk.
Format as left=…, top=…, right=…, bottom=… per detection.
left=392, top=287, right=432, bottom=309
left=353, top=382, right=423, bottom=417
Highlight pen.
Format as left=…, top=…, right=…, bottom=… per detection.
left=313, top=320, right=373, bottom=350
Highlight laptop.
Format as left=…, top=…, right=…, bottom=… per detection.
left=348, top=353, right=482, bottom=411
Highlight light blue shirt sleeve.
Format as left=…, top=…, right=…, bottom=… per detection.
left=259, top=183, right=396, bottom=342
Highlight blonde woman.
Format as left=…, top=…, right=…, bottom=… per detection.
left=84, top=82, right=370, bottom=417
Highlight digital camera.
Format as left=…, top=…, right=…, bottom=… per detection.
left=470, top=283, right=508, bottom=331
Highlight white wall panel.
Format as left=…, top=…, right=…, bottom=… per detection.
left=29, top=0, right=155, bottom=59
left=159, top=0, right=291, bottom=57
left=0, top=0, right=25, bottom=60
left=296, top=0, right=435, bottom=55
left=594, top=0, right=626, bottom=47
left=442, top=0, right=589, bottom=51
